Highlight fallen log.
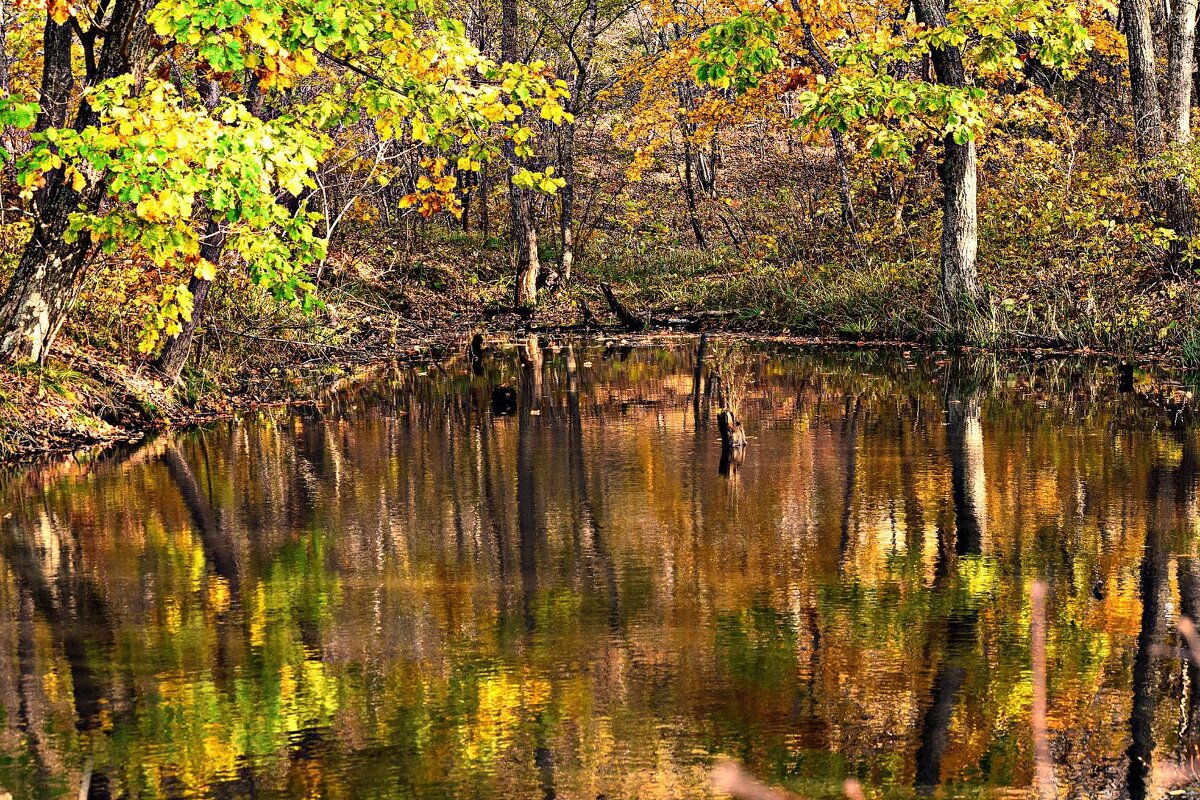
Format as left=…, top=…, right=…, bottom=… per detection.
left=599, top=283, right=646, bottom=332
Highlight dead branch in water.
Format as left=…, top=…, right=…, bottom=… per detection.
left=709, top=370, right=747, bottom=450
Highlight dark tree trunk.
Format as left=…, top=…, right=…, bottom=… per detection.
left=795, top=10, right=858, bottom=236
left=153, top=81, right=228, bottom=382
left=460, top=170, right=473, bottom=232
left=681, top=139, right=707, bottom=248
left=0, top=0, right=155, bottom=363
left=557, top=0, right=597, bottom=286
left=35, top=16, right=74, bottom=133
left=559, top=122, right=578, bottom=287
left=480, top=165, right=491, bottom=242
left=153, top=226, right=225, bottom=382
left=559, top=121, right=577, bottom=283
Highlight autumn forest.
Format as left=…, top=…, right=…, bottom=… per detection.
left=5, top=0, right=1200, bottom=796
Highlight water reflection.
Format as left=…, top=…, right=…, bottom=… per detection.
left=0, top=341, right=1199, bottom=799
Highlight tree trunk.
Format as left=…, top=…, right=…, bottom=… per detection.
left=459, top=167, right=473, bottom=232
left=694, top=138, right=718, bottom=198
left=502, top=0, right=540, bottom=314
left=557, top=0, right=596, bottom=286
left=1126, top=0, right=1167, bottom=160
left=153, top=219, right=227, bottom=381
left=795, top=11, right=858, bottom=237
left=0, top=182, right=94, bottom=362
left=1167, top=0, right=1199, bottom=263
left=681, top=140, right=707, bottom=248
left=153, top=80, right=228, bottom=382
left=1123, top=0, right=1196, bottom=267
left=1168, top=0, right=1199, bottom=143
left=0, top=13, right=81, bottom=362
left=0, top=0, right=155, bottom=363
left=913, top=0, right=982, bottom=329
left=512, top=192, right=540, bottom=313
left=831, top=131, right=858, bottom=236
left=34, top=16, right=74, bottom=133
left=559, top=133, right=575, bottom=283
left=480, top=165, right=491, bottom=242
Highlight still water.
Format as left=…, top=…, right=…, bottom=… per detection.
left=1, top=338, right=1198, bottom=799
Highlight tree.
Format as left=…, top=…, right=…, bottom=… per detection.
left=690, top=0, right=1093, bottom=332
left=0, top=0, right=570, bottom=366
left=503, top=0, right=543, bottom=314
left=1121, top=0, right=1197, bottom=271
left=0, top=0, right=158, bottom=363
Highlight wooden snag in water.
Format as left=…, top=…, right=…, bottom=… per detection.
left=469, top=333, right=486, bottom=376
left=1118, top=361, right=1135, bottom=393
left=491, top=386, right=517, bottom=415
left=599, top=282, right=646, bottom=332
left=710, top=371, right=748, bottom=450
left=719, top=445, right=745, bottom=477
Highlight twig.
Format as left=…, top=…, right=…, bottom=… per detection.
left=1031, top=581, right=1056, bottom=800
left=710, top=760, right=806, bottom=800
left=1179, top=616, right=1200, bottom=664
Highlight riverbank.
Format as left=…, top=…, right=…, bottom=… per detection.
left=5, top=312, right=1197, bottom=465
left=6, top=218, right=1200, bottom=464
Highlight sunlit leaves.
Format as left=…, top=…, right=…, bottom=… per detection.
left=0, top=95, right=39, bottom=163
left=692, top=11, right=785, bottom=92
left=13, top=77, right=328, bottom=350
left=690, top=0, right=1093, bottom=158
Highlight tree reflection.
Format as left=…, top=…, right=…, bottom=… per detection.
left=0, top=343, right=1196, bottom=798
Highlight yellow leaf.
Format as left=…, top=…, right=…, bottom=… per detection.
left=195, top=259, right=217, bottom=281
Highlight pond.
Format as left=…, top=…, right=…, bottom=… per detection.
left=0, top=337, right=1196, bottom=799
